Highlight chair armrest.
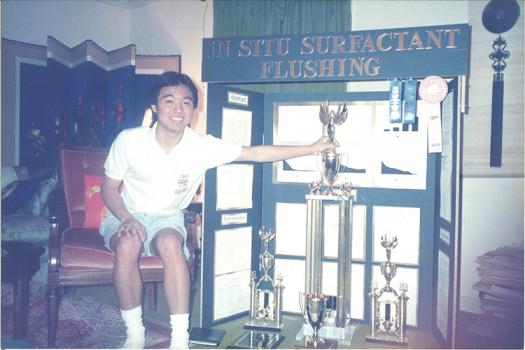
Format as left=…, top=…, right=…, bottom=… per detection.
left=48, top=214, right=61, bottom=275
left=48, top=187, right=69, bottom=229
left=47, top=187, right=69, bottom=274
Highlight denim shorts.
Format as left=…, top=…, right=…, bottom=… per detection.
left=99, top=211, right=189, bottom=259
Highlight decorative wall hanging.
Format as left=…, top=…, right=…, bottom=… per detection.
left=481, top=0, right=520, bottom=167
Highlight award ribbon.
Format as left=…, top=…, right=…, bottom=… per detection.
left=389, top=79, right=402, bottom=123
left=403, top=79, right=417, bottom=125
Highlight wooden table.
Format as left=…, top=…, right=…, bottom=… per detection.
left=2, top=241, right=45, bottom=338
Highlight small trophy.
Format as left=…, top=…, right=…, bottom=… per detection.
left=244, top=227, right=284, bottom=332
left=366, top=235, right=409, bottom=346
left=317, top=101, right=348, bottom=195
left=297, top=292, right=337, bottom=349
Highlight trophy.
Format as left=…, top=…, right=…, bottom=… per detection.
left=366, top=235, right=409, bottom=345
left=244, top=227, right=284, bottom=332
left=298, top=292, right=337, bottom=348
left=317, top=102, right=348, bottom=195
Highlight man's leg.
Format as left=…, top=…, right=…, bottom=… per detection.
left=152, top=229, right=190, bottom=349
left=110, top=233, right=145, bottom=348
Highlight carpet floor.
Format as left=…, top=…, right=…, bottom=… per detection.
left=1, top=282, right=171, bottom=349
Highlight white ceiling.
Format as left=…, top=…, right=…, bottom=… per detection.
left=100, top=0, right=150, bottom=10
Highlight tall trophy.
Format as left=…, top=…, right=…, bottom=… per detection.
left=297, top=101, right=356, bottom=347
left=366, top=235, right=409, bottom=345
left=318, top=101, right=347, bottom=195
left=297, top=292, right=337, bottom=349
left=244, top=227, right=284, bottom=332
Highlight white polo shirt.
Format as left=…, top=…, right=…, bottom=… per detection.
left=104, top=123, right=242, bottom=214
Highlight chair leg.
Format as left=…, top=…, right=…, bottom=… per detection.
left=146, top=282, right=158, bottom=310
left=47, top=287, right=61, bottom=348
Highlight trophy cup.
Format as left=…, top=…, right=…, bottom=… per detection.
left=244, top=227, right=284, bottom=333
left=366, top=235, right=409, bottom=345
left=317, top=101, right=347, bottom=195
left=297, top=292, right=337, bottom=349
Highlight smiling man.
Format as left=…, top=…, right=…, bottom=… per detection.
left=100, top=71, right=337, bottom=349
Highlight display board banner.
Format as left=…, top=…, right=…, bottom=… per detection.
left=202, top=24, right=469, bottom=83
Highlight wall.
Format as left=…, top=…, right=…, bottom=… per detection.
left=1, top=0, right=130, bottom=50
left=128, top=0, right=213, bottom=133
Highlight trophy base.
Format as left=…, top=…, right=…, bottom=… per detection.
left=244, top=320, right=283, bottom=333
left=295, top=322, right=355, bottom=346
left=228, top=330, right=284, bottom=349
left=295, top=336, right=338, bottom=349
left=365, top=333, right=408, bottom=346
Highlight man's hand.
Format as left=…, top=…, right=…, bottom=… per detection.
left=117, top=217, right=147, bottom=242
left=312, top=136, right=339, bottom=154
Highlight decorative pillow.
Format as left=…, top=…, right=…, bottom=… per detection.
left=83, top=174, right=107, bottom=228
left=21, top=172, right=58, bottom=217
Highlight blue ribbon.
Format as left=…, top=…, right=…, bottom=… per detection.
left=403, top=79, right=417, bottom=125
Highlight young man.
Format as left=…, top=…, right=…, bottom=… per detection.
left=100, top=71, right=337, bottom=349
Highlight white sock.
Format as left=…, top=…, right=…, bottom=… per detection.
left=121, top=306, right=146, bottom=349
left=170, top=313, right=190, bottom=349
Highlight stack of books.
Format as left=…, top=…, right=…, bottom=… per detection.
left=470, top=244, right=523, bottom=338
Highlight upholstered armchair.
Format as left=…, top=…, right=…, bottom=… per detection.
left=47, top=144, right=200, bottom=347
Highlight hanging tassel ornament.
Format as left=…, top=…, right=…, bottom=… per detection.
left=488, top=35, right=509, bottom=167
left=481, top=0, right=520, bottom=167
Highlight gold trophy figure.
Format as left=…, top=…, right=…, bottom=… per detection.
left=318, top=102, right=347, bottom=195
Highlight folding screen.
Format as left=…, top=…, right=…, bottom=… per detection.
left=1, top=37, right=180, bottom=169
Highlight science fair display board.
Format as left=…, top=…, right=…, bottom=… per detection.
left=200, top=24, right=469, bottom=348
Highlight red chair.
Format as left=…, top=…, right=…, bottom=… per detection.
left=47, top=144, right=199, bottom=347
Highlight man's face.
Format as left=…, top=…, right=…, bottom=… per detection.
left=152, top=84, right=194, bottom=135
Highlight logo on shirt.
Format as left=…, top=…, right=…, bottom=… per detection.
left=174, top=174, right=189, bottom=195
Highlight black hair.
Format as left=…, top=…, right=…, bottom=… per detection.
left=149, top=71, right=198, bottom=109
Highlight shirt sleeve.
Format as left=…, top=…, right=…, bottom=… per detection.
left=104, top=131, right=130, bottom=180
left=200, top=134, right=242, bottom=169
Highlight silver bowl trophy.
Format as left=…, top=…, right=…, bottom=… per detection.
left=298, top=292, right=337, bottom=349
left=366, top=235, right=409, bottom=345
left=296, top=102, right=356, bottom=348
left=244, top=227, right=284, bottom=332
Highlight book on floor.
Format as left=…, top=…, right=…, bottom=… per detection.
left=189, top=327, right=226, bottom=347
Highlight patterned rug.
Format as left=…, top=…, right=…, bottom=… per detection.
left=1, top=282, right=171, bottom=349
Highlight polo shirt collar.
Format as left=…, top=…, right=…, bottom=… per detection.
left=148, top=122, right=189, bottom=156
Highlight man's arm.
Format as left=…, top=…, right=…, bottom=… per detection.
left=237, top=136, right=337, bottom=163
left=101, top=176, right=146, bottom=241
